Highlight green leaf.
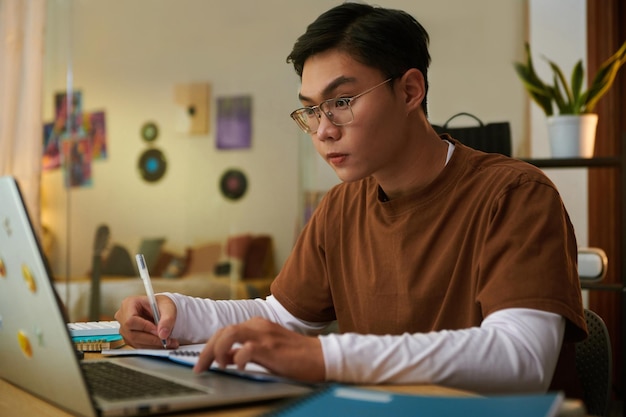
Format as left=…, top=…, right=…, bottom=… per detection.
left=551, top=75, right=570, bottom=114
left=546, top=58, right=574, bottom=108
left=585, top=40, right=626, bottom=112
left=513, top=43, right=554, bottom=116
left=514, top=40, right=626, bottom=115
left=571, top=60, right=584, bottom=105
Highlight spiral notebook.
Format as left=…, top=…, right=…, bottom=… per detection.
left=261, top=385, right=564, bottom=417
left=101, top=343, right=303, bottom=384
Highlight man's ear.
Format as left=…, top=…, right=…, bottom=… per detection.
left=399, top=68, right=426, bottom=112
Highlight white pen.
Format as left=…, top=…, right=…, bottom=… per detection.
left=135, top=254, right=168, bottom=348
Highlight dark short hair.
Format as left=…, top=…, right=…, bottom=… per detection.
left=287, top=3, right=431, bottom=114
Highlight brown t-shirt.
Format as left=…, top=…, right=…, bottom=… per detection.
left=271, top=140, right=587, bottom=394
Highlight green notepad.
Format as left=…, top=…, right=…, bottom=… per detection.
left=262, top=385, right=564, bottom=417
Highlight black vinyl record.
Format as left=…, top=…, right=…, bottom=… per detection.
left=138, top=148, right=167, bottom=182
left=140, top=121, right=159, bottom=142
left=219, top=169, right=247, bottom=200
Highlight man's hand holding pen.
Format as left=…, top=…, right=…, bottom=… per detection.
left=115, top=294, right=180, bottom=349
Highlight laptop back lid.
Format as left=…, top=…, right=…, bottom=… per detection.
left=0, top=176, right=97, bottom=417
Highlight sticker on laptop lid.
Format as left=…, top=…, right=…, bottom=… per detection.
left=0, top=257, right=5, bottom=277
left=22, top=264, right=36, bottom=293
left=17, top=330, right=33, bottom=358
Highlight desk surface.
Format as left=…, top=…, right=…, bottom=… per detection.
left=0, top=350, right=474, bottom=417
left=1, top=351, right=587, bottom=417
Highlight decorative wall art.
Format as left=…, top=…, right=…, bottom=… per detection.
left=140, top=121, right=159, bottom=142
left=43, top=91, right=107, bottom=189
left=216, top=95, right=252, bottom=150
left=138, top=148, right=167, bottom=183
left=219, top=169, right=248, bottom=200
left=85, top=111, right=108, bottom=161
left=62, top=137, right=93, bottom=188
left=174, top=83, right=210, bottom=135
left=137, top=121, right=167, bottom=183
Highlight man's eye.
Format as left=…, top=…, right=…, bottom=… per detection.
left=332, top=98, right=351, bottom=109
left=304, top=108, right=317, bottom=117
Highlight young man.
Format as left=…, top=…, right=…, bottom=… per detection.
left=115, top=3, right=586, bottom=396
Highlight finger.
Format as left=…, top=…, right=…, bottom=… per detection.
left=211, top=324, right=258, bottom=367
left=114, top=296, right=172, bottom=348
left=232, top=342, right=254, bottom=370
left=127, top=319, right=179, bottom=349
left=154, top=295, right=177, bottom=340
left=208, top=318, right=274, bottom=370
left=193, top=329, right=222, bottom=373
left=120, top=316, right=160, bottom=348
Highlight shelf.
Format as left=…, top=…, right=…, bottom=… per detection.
left=580, top=282, right=626, bottom=292
left=524, top=151, right=626, bottom=411
left=522, top=156, right=621, bottom=168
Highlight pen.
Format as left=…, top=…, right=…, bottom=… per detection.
left=136, top=254, right=168, bottom=348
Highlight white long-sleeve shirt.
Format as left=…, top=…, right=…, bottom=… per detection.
left=163, top=293, right=564, bottom=394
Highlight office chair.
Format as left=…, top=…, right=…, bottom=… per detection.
left=575, top=309, right=612, bottom=417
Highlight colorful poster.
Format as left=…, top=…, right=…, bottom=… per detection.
left=43, top=91, right=107, bottom=172
left=43, top=122, right=61, bottom=171
left=54, top=91, right=83, bottom=135
left=216, top=95, right=252, bottom=150
left=85, top=111, right=107, bottom=160
left=61, top=135, right=92, bottom=188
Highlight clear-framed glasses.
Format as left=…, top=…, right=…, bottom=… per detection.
left=290, top=78, right=393, bottom=134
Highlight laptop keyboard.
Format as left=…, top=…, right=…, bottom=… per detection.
left=81, top=361, right=204, bottom=400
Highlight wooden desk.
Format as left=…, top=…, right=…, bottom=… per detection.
left=0, top=378, right=470, bottom=417
left=1, top=351, right=587, bottom=417
left=0, top=352, right=474, bottom=417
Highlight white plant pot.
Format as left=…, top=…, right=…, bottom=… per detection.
left=546, top=114, right=598, bottom=158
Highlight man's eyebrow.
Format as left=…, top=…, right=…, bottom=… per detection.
left=298, top=76, right=357, bottom=103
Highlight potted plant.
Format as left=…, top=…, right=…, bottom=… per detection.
left=514, top=40, right=626, bottom=158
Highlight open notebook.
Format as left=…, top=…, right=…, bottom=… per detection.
left=0, top=175, right=312, bottom=417
left=102, top=343, right=303, bottom=384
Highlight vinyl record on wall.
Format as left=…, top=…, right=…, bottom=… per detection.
left=140, top=121, right=159, bottom=142
left=138, top=148, right=167, bottom=182
left=219, top=169, right=247, bottom=200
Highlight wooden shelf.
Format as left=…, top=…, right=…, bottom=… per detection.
left=522, top=156, right=621, bottom=168
left=525, top=151, right=626, bottom=412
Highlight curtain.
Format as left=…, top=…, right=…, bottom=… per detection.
left=0, top=0, right=46, bottom=233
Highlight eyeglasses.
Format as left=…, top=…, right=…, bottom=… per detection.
left=290, top=78, right=393, bottom=134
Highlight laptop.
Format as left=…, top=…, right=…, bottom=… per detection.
left=0, top=175, right=312, bottom=416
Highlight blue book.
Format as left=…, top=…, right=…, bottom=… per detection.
left=263, top=384, right=564, bottom=417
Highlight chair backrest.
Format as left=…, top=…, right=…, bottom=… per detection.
left=575, top=309, right=612, bottom=417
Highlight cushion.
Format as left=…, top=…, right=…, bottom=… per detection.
left=162, top=256, right=188, bottom=278
left=137, top=237, right=166, bottom=271
left=184, top=242, right=222, bottom=276
left=101, top=244, right=135, bottom=276
left=243, top=235, right=275, bottom=279
left=226, top=234, right=252, bottom=259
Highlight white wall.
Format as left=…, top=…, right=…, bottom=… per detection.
left=45, top=0, right=575, bottom=278
left=529, top=0, right=588, bottom=247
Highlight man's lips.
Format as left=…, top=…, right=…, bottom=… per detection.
left=327, top=153, right=347, bottom=165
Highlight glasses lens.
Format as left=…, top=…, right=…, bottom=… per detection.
left=291, top=109, right=316, bottom=133
left=321, top=98, right=353, bottom=126
left=291, top=98, right=355, bottom=133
